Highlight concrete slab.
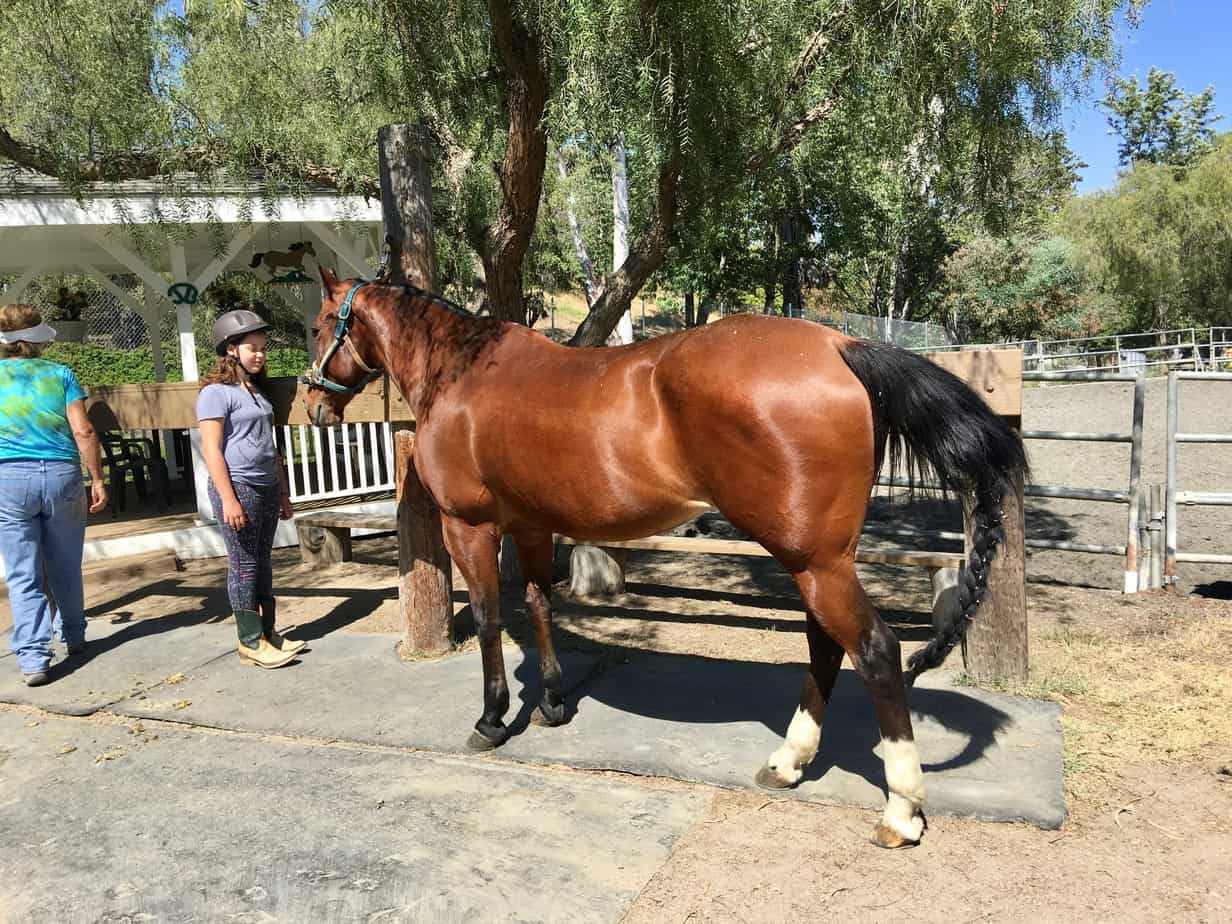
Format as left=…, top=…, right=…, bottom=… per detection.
left=516, top=654, right=1066, bottom=829
left=0, top=710, right=704, bottom=923
left=0, top=617, right=236, bottom=716
left=113, top=630, right=1063, bottom=829
left=116, top=632, right=604, bottom=752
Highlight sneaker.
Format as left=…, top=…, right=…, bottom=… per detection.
left=22, top=671, right=50, bottom=687
left=66, top=640, right=87, bottom=657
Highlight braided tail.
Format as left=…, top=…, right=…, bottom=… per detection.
left=837, top=339, right=1028, bottom=687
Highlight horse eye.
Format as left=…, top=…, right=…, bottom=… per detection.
left=311, top=328, right=319, bottom=338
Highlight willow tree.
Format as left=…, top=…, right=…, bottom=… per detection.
left=1, top=0, right=1146, bottom=344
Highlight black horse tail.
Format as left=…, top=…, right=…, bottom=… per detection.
left=838, top=339, right=1029, bottom=686
left=248, top=252, right=265, bottom=268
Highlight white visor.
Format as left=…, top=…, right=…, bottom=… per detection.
left=0, top=322, right=57, bottom=344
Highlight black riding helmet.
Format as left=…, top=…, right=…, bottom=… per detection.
left=212, top=309, right=271, bottom=356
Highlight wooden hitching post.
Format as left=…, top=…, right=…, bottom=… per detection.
left=395, top=430, right=453, bottom=658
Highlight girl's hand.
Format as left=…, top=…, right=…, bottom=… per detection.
left=222, top=497, right=247, bottom=531
left=279, top=494, right=294, bottom=521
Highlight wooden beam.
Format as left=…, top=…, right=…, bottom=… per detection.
left=0, top=263, right=45, bottom=305
left=193, top=226, right=257, bottom=292
left=79, top=265, right=146, bottom=317
left=88, top=229, right=168, bottom=298
left=305, top=221, right=377, bottom=278
left=554, top=534, right=964, bottom=570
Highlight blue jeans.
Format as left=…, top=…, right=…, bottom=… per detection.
left=0, top=460, right=88, bottom=673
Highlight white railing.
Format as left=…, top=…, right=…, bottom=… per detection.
left=276, top=421, right=396, bottom=503
left=929, top=327, right=1217, bottom=374
left=1206, top=327, right=1231, bottom=371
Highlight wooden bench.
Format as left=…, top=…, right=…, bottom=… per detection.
left=555, top=534, right=964, bottom=570
left=555, top=534, right=966, bottom=628
left=297, top=514, right=966, bottom=574
left=295, top=511, right=396, bottom=566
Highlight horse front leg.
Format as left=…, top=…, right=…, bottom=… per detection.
left=440, top=517, right=509, bottom=751
left=515, top=531, right=567, bottom=727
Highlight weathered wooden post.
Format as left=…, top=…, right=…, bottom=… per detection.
left=960, top=469, right=1028, bottom=684
left=379, top=122, right=455, bottom=657
left=378, top=123, right=439, bottom=291
left=394, top=430, right=453, bottom=657
left=925, top=349, right=1029, bottom=685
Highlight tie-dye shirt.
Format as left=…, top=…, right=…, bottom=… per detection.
left=0, top=358, right=87, bottom=463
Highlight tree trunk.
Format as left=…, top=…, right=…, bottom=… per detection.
left=684, top=290, right=696, bottom=327
left=480, top=0, right=550, bottom=325
left=778, top=214, right=803, bottom=318
left=555, top=147, right=598, bottom=305
left=696, top=299, right=713, bottom=327
left=763, top=221, right=778, bottom=314
left=378, top=124, right=438, bottom=291
left=569, top=151, right=682, bottom=347
left=611, top=135, right=634, bottom=344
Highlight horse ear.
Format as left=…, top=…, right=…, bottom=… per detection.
left=319, top=265, right=338, bottom=290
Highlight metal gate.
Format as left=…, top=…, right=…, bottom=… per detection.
left=1165, top=371, right=1232, bottom=585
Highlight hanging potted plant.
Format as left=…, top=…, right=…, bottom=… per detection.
left=50, top=286, right=88, bottom=342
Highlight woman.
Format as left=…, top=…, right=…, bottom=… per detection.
left=197, top=309, right=304, bottom=669
left=0, top=304, right=107, bottom=686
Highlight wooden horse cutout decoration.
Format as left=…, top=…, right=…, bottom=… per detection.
left=302, top=267, right=1028, bottom=848
left=249, top=241, right=316, bottom=283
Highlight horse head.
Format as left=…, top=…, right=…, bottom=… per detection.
left=302, top=266, right=384, bottom=427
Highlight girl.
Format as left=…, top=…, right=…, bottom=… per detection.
left=197, top=309, right=305, bottom=669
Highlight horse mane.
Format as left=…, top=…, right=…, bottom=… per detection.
left=375, top=283, right=508, bottom=417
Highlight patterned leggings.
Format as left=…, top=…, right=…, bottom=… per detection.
left=208, top=480, right=281, bottom=613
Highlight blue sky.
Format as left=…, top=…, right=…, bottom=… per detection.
left=1064, top=0, right=1232, bottom=193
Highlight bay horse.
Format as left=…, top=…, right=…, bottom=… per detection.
left=303, top=267, right=1026, bottom=848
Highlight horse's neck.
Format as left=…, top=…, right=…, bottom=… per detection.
left=383, top=288, right=504, bottom=419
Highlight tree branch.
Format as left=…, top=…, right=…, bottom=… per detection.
left=0, top=126, right=172, bottom=182
left=0, top=125, right=380, bottom=199
left=745, top=66, right=852, bottom=174
left=569, top=147, right=683, bottom=347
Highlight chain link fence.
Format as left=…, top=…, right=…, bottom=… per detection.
left=6, top=271, right=312, bottom=385
left=785, top=304, right=955, bottom=349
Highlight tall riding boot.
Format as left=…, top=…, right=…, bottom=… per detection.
left=258, top=596, right=305, bottom=655
left=234, top=609, right=296, bottom=669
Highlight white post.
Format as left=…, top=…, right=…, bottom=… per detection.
left=169, top=242, right=211, bottom=524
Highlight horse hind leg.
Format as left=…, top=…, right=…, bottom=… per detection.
left=797, top=562, right=926, bottom=848
left=756, top=618, right=842, bottom=790
left=515, top=532, right=567, bottom=726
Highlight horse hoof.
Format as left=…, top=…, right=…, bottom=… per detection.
left=532, top=700, right=567, bottom=727
left=466, top=727, right=508, bottom=751
left=754, top=763, right=799, bottom=791
left=869, top=818, right=924, bottom=849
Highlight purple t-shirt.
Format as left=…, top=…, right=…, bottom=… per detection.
left=196, top=383, right=279, bottom=487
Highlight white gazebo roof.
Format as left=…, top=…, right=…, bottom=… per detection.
left=0, top=170, right=381, bottom=282
left=0, top=169, right=383, bottom=379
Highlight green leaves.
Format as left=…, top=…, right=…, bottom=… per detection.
left=1102, top=68, right=1220, bottom=168
left=1063, top=134, right=1232, bottom=331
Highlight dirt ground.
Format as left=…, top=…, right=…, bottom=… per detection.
left=2, top=377, right=1231, bottom=922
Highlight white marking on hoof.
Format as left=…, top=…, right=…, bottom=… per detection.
left=879, top=737, right=926, bottom=844
left=761, top=705, right=822, bottom=787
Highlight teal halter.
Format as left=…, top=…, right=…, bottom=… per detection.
left=301, top=282, right=381, bottom=395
